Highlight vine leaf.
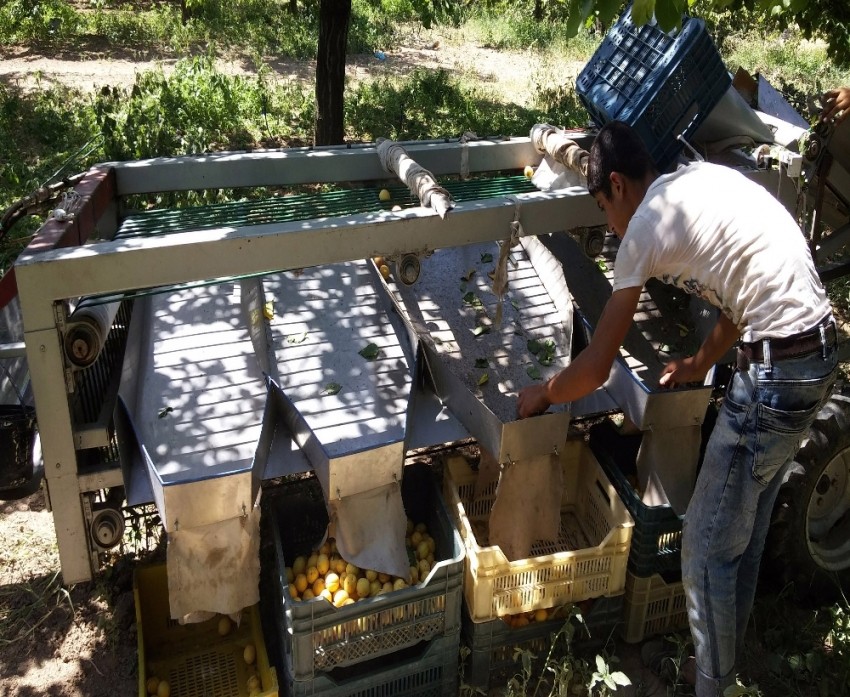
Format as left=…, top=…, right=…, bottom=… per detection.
left=358, top=343, right=380, bottom=360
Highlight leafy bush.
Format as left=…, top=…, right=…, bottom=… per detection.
left=92, top=55, right=314, bottom=161
left=0, top=0, right=80, bottom=43
left=0, top=82, right=97, bottom=268
left=86, top=4, right=189, bottom=51
left=346, top=67, right=587, bottom=142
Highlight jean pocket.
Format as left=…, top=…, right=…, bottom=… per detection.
left=752, top=400, right=820, bottom=485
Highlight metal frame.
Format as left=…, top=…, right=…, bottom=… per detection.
left=14, top=135, right=789, bottom=583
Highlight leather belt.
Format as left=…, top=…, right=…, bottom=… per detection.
left=739, top=321, right=837, bottom=363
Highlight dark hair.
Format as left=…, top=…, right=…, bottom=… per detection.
left=587, top=121, right=656, bottom=197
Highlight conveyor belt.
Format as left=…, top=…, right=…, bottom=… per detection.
left=117, top=176, right=537, bottom=239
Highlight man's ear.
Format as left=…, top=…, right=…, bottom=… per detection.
left=609, top=171, right=625, bottom=198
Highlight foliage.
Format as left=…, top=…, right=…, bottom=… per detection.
left=85, top=3, right=191, bottom=51
left=346, top=67, right=588, bottom=142
left=0, top=82, right=97, bottom=269
left=92, top=54, right=314, bottom=162
left=561, top=0, right=850, bottom=67
left=491, top=607, right=629, bottom=696
left=0, top=0, right=81, bottom=43
left=0, top=0, right=399, bottom=59
left=742, top=588, right=850, bottom=696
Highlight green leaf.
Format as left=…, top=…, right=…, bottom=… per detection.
left=358, top=342, right=380, bottom=360
left=474, top=358, right=489, bottom=368
left=477, top=372, right=489, bottom=386
left=526, top=365, right=541, bottom=380
left=597, top=259, right=608, bottom=272
left=631, top=0, right=656, bottom=26
left=527, top=338, right=542, bottom=354
left=463, top=292, right=483, bottom=309
left=612, top=671, right=631, bottom=686
left=597, top=0, right=625, bottom=26
left=565, top=0, right=585, bottom=37
left=655, top=0, right=684, bottom=32
left=480, top=252, right=493, bottom=263
left=322, top=382, right=342, bottom=395
left=472, top=325, right=490, bottom=337
left=287, top=331, right=307, bottom=344
left=158, top=406, right=173, bottom=419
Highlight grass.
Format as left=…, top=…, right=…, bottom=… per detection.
left=2, top=3, right=850, bottom=695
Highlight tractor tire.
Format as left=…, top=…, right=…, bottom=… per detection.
left=763, top=387, right=850, bottom=599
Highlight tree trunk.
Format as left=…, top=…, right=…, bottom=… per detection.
left=288, top=0, right=297, bottom=14
left=533, top=0, right=544, bottom=22
left=315, top=0, right=351, bottom=146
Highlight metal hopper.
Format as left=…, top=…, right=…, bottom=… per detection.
left=380, top=235, right=574, bottom=464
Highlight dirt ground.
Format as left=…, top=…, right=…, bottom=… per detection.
left=0, top=29, right=584, bottom=107
left=0, top=490, right=141, bottom=697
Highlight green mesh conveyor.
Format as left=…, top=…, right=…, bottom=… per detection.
left=80, top=175, right=538, bottom=305
left=116, top=175, right=537, bottom=240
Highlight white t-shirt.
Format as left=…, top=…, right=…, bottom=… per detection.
left=613, top=162, right=830, bottom=342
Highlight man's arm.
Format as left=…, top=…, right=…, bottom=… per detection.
left=517, top=286, right=643, bottom=418
left=659, top=311, right=741, bottom=388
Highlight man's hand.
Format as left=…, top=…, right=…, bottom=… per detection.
left=518, top=384, right=551, bottom=419
left=822, top=87, right=850, bottom=124
left=659, top=356, right=704, bottom=389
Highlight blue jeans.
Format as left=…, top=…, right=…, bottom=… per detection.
left=682, top=338, right=838, bottom=697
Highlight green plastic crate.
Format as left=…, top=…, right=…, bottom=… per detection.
left=284, top=633, right=459, bottom=697
left=461, top=594, right=625, bottom=690
left=589, top=420, right=685, bottom=577
left=267, top=462, right=464, bottom=681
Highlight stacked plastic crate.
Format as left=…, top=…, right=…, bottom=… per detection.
left=576, top=3, right=730, bottom=172
left=589, top=419, right=690, bottom=644
left=264, top=462, right=464, bottom=697
left=443, top=440, right=634, bottom=690
left=134, top=563, right=280, bottom=697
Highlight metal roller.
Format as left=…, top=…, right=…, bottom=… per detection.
left=63, top=299, right=121, bottom=368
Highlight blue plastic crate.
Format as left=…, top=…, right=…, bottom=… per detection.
left=576, top=6, right=730, bottom=171
left=461, top=594, right=625, bottom=690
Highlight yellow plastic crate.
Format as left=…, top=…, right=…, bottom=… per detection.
left=621, top=570, right=689, bottom=644
left=443, top=440, right=633, bottom=622
left=134, top=563, right=278, bottom=697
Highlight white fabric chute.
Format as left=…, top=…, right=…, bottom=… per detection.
left=376, top=138, right=455, bottom=218
left=529, top=124, right=590, bottom=191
